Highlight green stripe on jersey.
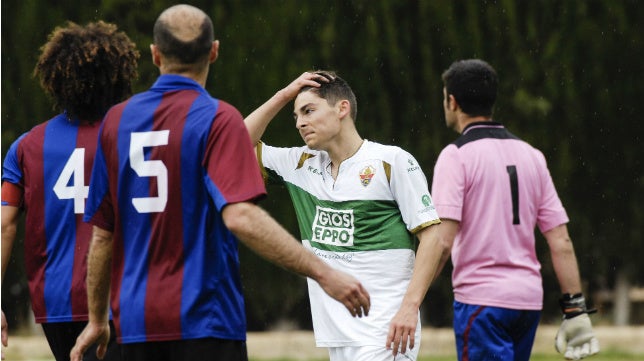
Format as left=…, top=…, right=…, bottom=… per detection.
left=284, top=180, right=414, bottom=252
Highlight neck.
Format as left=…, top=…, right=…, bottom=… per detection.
left=160, top=66, right=209, bottom=87
left=327, top=131, right=364, bottom=167
left=456, top=115, right=492, bottom=134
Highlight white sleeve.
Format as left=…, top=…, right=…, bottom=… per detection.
left=257, top=142, right=309, bottom=183
left=389, top=148, right=440, bottom=233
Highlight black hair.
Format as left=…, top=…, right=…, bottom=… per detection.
left=34, top=21, right=139, bottom=123
left=442, top=59, right=498, bottom=117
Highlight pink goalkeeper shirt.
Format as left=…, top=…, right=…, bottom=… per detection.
left=431, top=122, right=569, bottom=310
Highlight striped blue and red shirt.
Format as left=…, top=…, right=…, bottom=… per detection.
left=84, top=74, right=266, bottom=343
left=2, top=114, right=100, bottom=323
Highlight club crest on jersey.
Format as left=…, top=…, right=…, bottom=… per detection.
left=359, top=165, right=376, bottom=187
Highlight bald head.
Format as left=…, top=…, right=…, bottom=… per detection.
left=153, top=4, right=214, bottom=67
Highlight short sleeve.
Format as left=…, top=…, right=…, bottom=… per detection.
left=204, top=102, right=266, bottom=210
left=2, top=133, right=27, bottom=186
left=431, top=145, right=464, bottom=222
left=389, top=148, right=440, bottom=232
left=534, top=151, right=569, bottom=233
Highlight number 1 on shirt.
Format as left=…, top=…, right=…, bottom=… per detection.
left=506, top=165, right=520, bottom=225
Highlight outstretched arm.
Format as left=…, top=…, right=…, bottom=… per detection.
left=244, top=72, right=326, bottom=145
left=222, top=201, right=370, bottom=318
left=386, top=222, right=452, bottom=356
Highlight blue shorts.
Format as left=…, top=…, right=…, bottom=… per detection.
left=453, top=301, right=541, bottom=361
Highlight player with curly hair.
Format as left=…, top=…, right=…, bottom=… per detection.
left=1, top=20, right=139, bottom=361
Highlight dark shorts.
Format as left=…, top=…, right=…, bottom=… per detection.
left=121, top=338, right=248, bottom=361
left=41, top=320, right=120, bottom=361
left=453, top=301, right=541, bottom=361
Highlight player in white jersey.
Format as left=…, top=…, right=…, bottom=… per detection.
left=432, top=59, right=599, bottom=361
left=245, top=71, right=449, bottom=361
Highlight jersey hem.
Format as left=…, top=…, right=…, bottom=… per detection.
left=455, top=295, right=542, bottom=311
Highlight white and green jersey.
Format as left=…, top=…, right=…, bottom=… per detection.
left=257, top=140, right=440, bottom=347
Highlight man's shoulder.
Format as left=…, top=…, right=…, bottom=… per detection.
left=213, top=99, right=243, bottom=118
left=361, top=140, right=417, bottom=163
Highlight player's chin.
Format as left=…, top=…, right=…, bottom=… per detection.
left=303, top=137, right=319, bottom=149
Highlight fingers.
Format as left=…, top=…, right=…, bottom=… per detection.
left=554, top=328, right=566, bottom=353
left=282, top=72, right=328, bottom=100
left=564, top=338, right=600, bottom=360
left=352, top=285, right=371, bottom=317
left=70, top=343, right=85, bottom=361
left=96, top=342, right=107, bottom=360
left=70, top=330, right=92, bottom=361
left=1, top=311, right=7, bottom=347
left=341, top=282, right=370, bottom=318
left=386, top=323, right=415, bottom=357
left=70, top=322, right=108, bottom=361
left=386, top=332, right=413, bottom=356
left=353, top=285, right=370, bottom=317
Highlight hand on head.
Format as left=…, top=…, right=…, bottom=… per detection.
left=279, top=72, right=329, bottom=101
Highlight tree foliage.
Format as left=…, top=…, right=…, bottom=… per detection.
left=2, top=0, right=643, bottom=330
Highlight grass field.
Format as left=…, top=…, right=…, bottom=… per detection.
left=249, top=351, right=642, bottom=361
left=248, top=355, right=642, bottom=361
left=4, top=326, right=644, bottom=360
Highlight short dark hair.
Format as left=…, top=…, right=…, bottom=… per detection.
left=300, top=70, right=358, bottom=121
left=33, top=21, right=139, bottom=123
left=153, top=14, right=214, bottom=67
left=442, top=59, right=497, bottom=117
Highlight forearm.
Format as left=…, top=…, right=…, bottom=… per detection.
left=544, top=224, right=582, bottom=294
left=1, top=229, right=14, bottom=283
left=244, top=90, right=292, bottom=145
left=401, top=225, right=449, bottom=308
left=1, top=206, right=20, bottom=282
left=223, top=202, right=326, bottom=281
left=86, top=226, right=114, bottom=323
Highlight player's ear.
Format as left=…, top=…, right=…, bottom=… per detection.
left=209, top=40, right=219, bottom=64
left=150, top=44, right=161, bottom=67
left=337, top=99, right=351, bottom=120
left=447, top=94, right=459, bottom=112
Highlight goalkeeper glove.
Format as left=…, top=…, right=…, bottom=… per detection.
left=555, top=293, right=600, bottom=360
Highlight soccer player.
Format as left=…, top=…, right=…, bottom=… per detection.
left=1, top=21, right=139, bottom=361
left=69, top=6, right=370, bottom=361
left=244, top=71, right=449, bottom=361
left=431, top=59, right=600, bottom=361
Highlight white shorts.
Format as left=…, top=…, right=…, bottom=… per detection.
left=327, top=345, right=419, bottom=361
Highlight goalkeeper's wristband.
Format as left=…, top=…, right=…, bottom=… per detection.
left=559, top=293, right=597, bottom=319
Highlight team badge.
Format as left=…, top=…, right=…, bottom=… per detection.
left=359, top=165, right=375, bottom=187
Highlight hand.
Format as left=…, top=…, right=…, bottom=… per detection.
left=555, top=313, right=600, bottom=360
left=278, top=72, right=329, bottom=101
left=70, top=321, right=111, bottom=361
left=318, top=268, right=370, bottom=318
left=386, top=303, right=418, bottom=356
left=1, top=310, right=7, bottom=360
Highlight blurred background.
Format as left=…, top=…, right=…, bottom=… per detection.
left=2, top=0, right=643, bottom=335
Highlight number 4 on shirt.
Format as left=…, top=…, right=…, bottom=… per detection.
left=53, top=148, right=89, bottom=214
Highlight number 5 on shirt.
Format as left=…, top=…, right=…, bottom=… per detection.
left=129, top=130, right=169, bottom=213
